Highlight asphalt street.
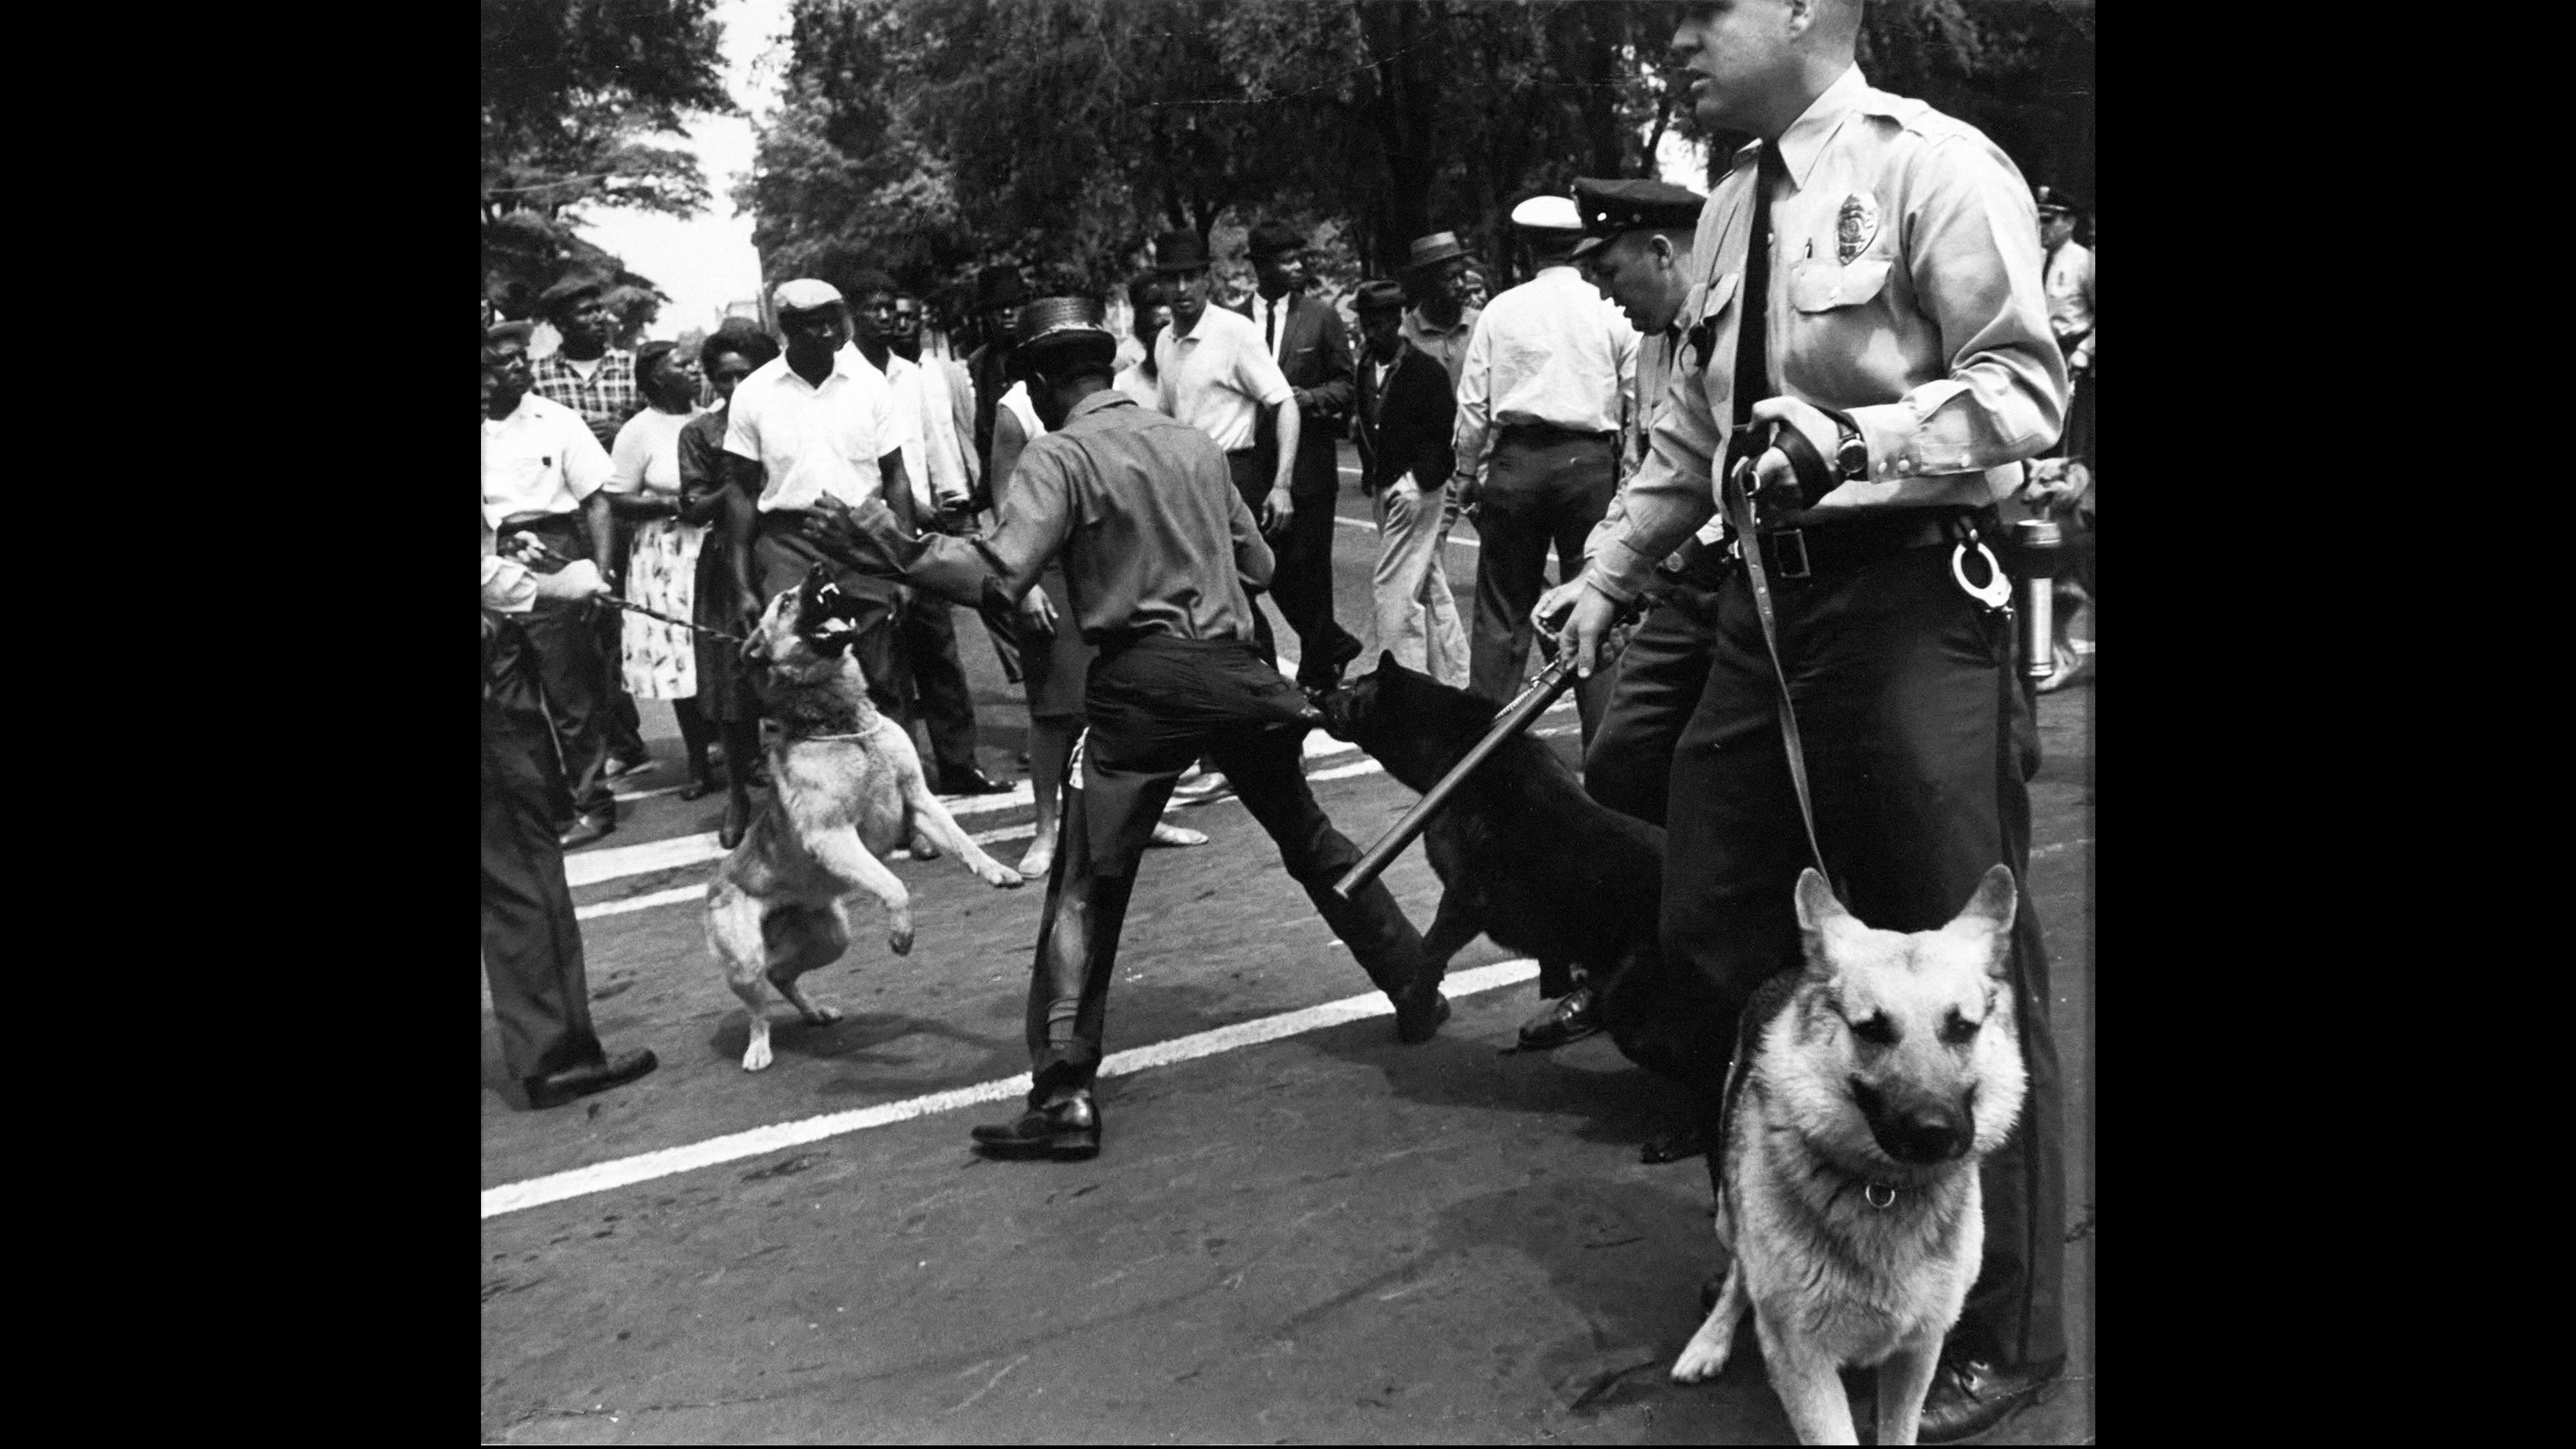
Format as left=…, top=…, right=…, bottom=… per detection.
left=481, top=444, right=2096, bottom=1444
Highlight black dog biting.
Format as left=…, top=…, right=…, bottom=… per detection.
left=1314, top=655, right=1733, bottom=1119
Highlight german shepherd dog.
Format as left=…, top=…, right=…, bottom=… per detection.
left=704, top=566, right=1022, bottom=1071
left=1313, top=656, right=1731, bottom=1093
left=1670, top=866, right=2028, bottom=1446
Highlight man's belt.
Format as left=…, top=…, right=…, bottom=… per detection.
left=1743, top=506, right=1992, bottom=584
left=1497, top=421, right=1615, bottom=448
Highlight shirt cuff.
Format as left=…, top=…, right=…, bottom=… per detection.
left=1847, top=380, right=1974, bottom=483
left=481, top=555, right=536, bottom=614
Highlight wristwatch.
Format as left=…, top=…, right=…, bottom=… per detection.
left=1831, top=417, right=1869, bottom=483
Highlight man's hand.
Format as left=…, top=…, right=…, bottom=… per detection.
left=1262, top=486, right=1296, bottom=535
left=1016, top=587, right=1058, bottom=639
left=532, top=559, right=609, bottom=603
left=1555, top=580, right=1626, bottom=680
left=1530, top=579, right=1586, bottom=639
left=1746, top=395, right=1843, bottom=508
left=676, top=488, right=724, bottom=526
left=1451, top=471, right=1481, bottom=520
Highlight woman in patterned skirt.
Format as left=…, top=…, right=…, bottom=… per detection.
left=676, top=326, right=780, bottom=848
left=601, top=341, right=716, bottom=793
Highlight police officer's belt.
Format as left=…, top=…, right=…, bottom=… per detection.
left=1497, top=421, right=1615, bottom=447
left=1746, top=505, right=1992, bottom=583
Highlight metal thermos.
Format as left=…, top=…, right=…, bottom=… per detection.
left=2012, top=518, right=2063, bottom=697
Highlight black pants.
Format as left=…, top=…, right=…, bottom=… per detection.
left=1022, top=635, right=1430, bottom=1097
left=1227, top=447, right=1356, bottom=686
left=1664, top=540, right=2065, bottom=1372
left=480, top=668, right=604, bottom=1083
left=895, top=590, right=983, bottom=784
left=1582, top=554, right=1730, bottom=828
left=1470, top=431, right=1617, bottom=740
left=755, top=514, right=908, bottom=720
left=498, top=515, right=616, bottom=826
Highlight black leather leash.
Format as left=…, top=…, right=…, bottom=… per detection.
left=496, top=534, right=747, bottom=644
left=1717, top=420, right=1829, bottom=877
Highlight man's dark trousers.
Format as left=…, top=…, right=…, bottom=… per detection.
left=1022, top=634, right=1431, bottom=1097
left=754, top=513, right=908, bottom=720
left=1226, top=447, right=1356, bottom=685
left=1662, top=535, right=2066, bottom=1374
left=1470, top=429, right=1617, bottom=739
left=1582, top=550, right=1729, bottom=828
left=498, top=515, right=616, bottom=828
left=482, top=645, right=608, bottom=1081
left=896, top=589, right=985, bottom=786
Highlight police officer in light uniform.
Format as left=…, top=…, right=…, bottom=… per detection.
left=1556, top=3, right=2070, bottom=1439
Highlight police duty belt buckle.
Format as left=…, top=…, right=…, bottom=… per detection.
left=1950, top=531, right=2012, bottom=612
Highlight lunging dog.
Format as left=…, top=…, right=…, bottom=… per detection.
left=1313, top=656, right=1732, bottom=1099
left=705, top=566, right=1022, bottom=1071
left=1670, top=865, right=2028, bottom=1446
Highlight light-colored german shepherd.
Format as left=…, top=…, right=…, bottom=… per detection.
left=1670, top=865, right=2028, bottom=1446
left=704, top=566, right=1022, bottom=1071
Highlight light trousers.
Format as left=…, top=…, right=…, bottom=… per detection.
left=1368, top=478, right=1470, bottom=687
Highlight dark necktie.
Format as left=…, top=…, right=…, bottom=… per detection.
left=1265, top=298, right=1278, bottom=354
left=1731, top=140, right=1789, bottom=427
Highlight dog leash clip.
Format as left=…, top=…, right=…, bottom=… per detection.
left=1864, top=1182, right=1897, bottom=1209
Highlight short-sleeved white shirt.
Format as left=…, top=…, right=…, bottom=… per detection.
left=482, top=392, right=612, bottom=531
left=602, top=405, right=700, bottom=498
left=1154, top=304, right=1293, bottom=453
left=721, top=345, right=904, bottom=513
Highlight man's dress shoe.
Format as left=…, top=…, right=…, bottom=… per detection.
left=970, top=1093, right=1101, bottom=1159
left=1516, top=985, right=1603, bottom=1051
left=941, top=765, right=1012, bottom=796
left=524, top=1049, right=658, bottom=1110
left=1917, top=1354, right=2065, bottom=1444
left=557, top=812, right=616, bottom=850
left=1395, top=988, right=1451, bottom=1045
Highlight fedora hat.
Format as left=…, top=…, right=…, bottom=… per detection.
left=1405, top=231, right=1468, bottom=270
left=1247, top=220, right=1306, bottom=260
left=1152, top=230, right=1212, bottom=274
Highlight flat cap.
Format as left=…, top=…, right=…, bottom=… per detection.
left=483, top=320, right=535, bottom=350
left=1352, top=279, right=1408, bottom=314
left=1405, top=231, right=1468, bottom=270
left=1247, top=221, right=1306, bottom=260
left=536, top=276, right=605, bottom=319
left=771, top=278, right=845, bottom=315
left=1570, top=177, right=1706, bottom=259
left=1509, top=194, right=1584, bottom=233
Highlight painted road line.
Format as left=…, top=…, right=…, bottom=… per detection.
left=481, top=958, right=1542, bottom=1220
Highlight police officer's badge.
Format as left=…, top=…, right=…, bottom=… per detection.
left=1836, top=192, right=1880, bottom=264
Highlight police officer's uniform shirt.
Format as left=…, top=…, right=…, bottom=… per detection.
left=722, top=344, right=904, bottom=513
left=1585, top=64, right=2068, bottom=604
left=900, top=391, right=1275, bottom=646
left=1153, top=304, right=1293, bottom=452
left=1448, top=266, right=1639, bottom=484
left=1585, top=323, right=1730, bottom=563
left=481, top=392, right=612, bottom=532
left=2045, top=238, right=2095, bottom=370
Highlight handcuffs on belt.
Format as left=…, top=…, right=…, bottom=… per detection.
left=1727, top=417, right=2012, bottom=612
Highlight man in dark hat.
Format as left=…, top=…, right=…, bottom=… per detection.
left=1399, top=231, right=1482, bottom=382
left=1232, top=220, right=1362, bottom=690
left=800, top=294, right=1448, bottom=1161
left=531, top=273, right=656, bottom=780
left=966, top=264, right=1032, bottom=482
left=1350, top=278, right=1468, bottom=687
left=1146, top=229, right=1306, bottom=669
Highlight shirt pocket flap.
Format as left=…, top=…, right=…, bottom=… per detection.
left=1701, top=271, right=1739, bottom=319
left=1788, top=258, right=1893, bottom=312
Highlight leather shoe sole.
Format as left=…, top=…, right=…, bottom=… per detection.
left=1918, top=1356, right=2065, bottom=1444
left=1516, top=989, right=1603, bottom=1051
left=941, top=767, right=1013, bottom=796
left=557, top=813, right=616, bottom=850
left=524, top=1049, right=658, bottom=1110
left=969, top=1102, right=1102, bottom=1160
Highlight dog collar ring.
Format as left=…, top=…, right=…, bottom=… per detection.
left=1863, top=1182, right=1897, bottom=1209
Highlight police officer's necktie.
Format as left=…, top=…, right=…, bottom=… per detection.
left=1731, top=138, right=1790, bottom=427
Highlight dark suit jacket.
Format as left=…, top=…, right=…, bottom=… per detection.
left=1230, top=289, right=1355, bottom=495
left=1353, top=341, right=1455, bottom=498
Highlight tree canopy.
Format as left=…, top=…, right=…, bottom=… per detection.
left=739, top=0, right=2093, bottom=321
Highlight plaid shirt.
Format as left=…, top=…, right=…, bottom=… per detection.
left=530, top=349, right=642, bottom=447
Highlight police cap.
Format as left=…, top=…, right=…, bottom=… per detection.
left=1570, top=178, right=1706, bottom=260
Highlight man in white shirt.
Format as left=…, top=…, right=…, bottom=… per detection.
left=720, top=278, right=918, bottom=720
left=1449, top=195, right=1640, bottom=745
left=849, top=270, right=1008, bottom=795
left=1150, top=228, right=1305, bottom=669
left=482, top=321, right=623, bottom=847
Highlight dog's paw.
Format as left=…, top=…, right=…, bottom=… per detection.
left=975, top=859, right=1024, bottom=889
left=800, top=1004, right=843, bottom=1026
left=1669, top=1333, right=1735, bottom=1384
left=741, top=1036, right=774, bottom=1072
left=908, top=833, right=941, bottom=861
left=888, top=920, right=915, bottom=955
